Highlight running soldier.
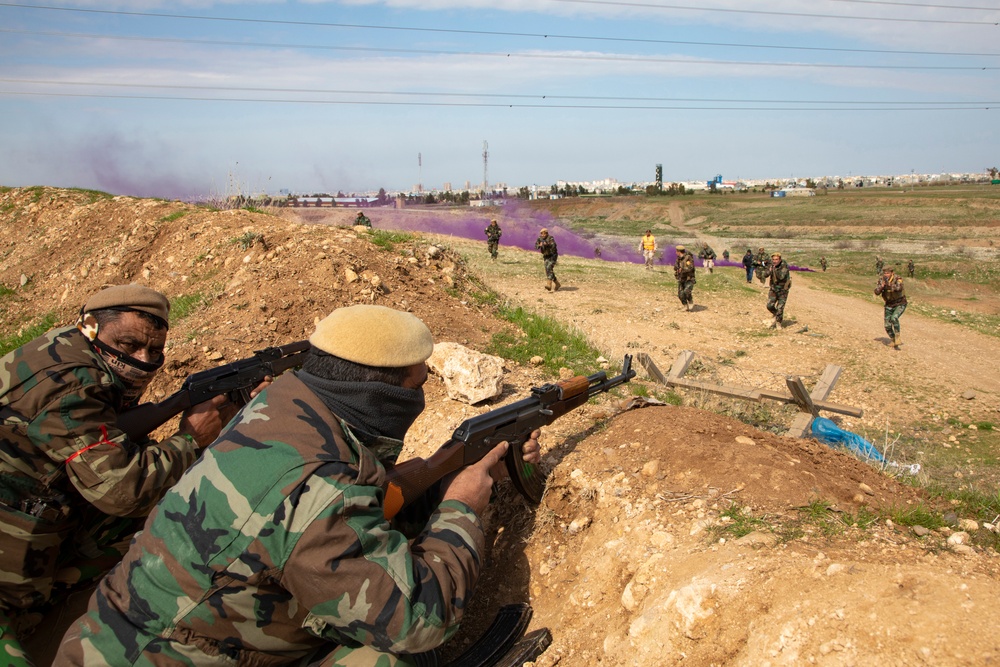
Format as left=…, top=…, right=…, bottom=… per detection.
left=674, top=245, right=697, bottom=311
left=754, top=247, right=769, bottom=284
left=484, top=219, right=502, bottom=260
left=875, top=266, right=908, bottom=349
left=638, top=230, right=657, bottom=270
left=819, top=256, right=828, bottom=272
left=698, top=244, right=717, bottom=273
left=766, top=252, right=792, bottom=328
left=536, top=228, right=560, bottom=291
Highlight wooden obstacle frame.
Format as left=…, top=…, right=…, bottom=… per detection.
left=637, top=351, right=863, bottom=439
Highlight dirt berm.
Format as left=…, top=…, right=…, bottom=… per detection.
left=2, top=188, right=999, bottom=666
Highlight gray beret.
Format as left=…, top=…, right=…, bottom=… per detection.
left=83, top=284, right=170, bottom=324
left=310, top=305, right=433, bottom=368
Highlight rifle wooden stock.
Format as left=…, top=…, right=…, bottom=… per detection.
left=382, top=355, right=635, bottom=520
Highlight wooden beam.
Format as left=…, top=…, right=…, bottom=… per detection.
left=757, top=390, right=863, bottom=418
left=668, top=377, right=763, bottom=401
left=668, top=350, right=696, bottom=380
left=785, top=376, right=818, bottom=415
left=637, top=353, right=668, bottom=385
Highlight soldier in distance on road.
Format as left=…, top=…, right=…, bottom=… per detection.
left=535, top=228, right=560, bottom=291
left=820, top=256, right=828, bottom=272
left=484, top=219, right=502, bottom=260
left=674, top=245, right=697, bottom=312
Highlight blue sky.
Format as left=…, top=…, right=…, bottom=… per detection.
left=1, top=0, right=998, bottom=199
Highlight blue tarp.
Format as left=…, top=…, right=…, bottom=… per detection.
left=810, top=417, right=885, bottom=463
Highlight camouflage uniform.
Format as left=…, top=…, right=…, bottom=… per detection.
left=56, top=372, right=483, bottom=666
left=355, top=212, right=371, bottom=228
left=766, top=258, right=792, bottom=325
left=485, top=222, right=502, bottom=260
left=698, top=245, right=717, bottom=273
left=754, top=249, right=768, bottom=284
left=907, top=259, right=915, bottom=278
left=0, top=327, right=198, bottom=656
left=819, top=257, right=828, bottom=272
left=674, top=250, right=697, bottom=309
left=535, top=234, right=559, bottom=289
left=874, top=256, right=884, bottom=276
left=875, top=272, right=908, bottom=347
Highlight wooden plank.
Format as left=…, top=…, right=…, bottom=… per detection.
left=637, top=353, right=668, bottom=385
left=786, top=413, right=814, bottom=439
left=668, top=350, right=696, bottom=380
left=785, top=376, right=818, bottom=415
left=757, top=389, right=864, bottom=417
left=667, top=377, right=763, bottom=401
left=810, top=365, right=842, bottom=401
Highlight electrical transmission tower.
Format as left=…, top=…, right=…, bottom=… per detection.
left=482, top=140, right=489, bottom=202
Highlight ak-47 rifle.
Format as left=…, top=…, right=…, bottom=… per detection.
left=118, top=340, right=310, bottom=441
left=383, top=355, right=636, bottom=519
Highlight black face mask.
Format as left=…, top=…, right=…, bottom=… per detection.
left=297, top=370, right=425, bottom=443
left=77, top=311, right=163, bottom=406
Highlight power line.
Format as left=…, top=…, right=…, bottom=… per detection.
left=1, top=89, right=993, bottom=111
left=4, top=26, right=998, bottom=59
left=1, top=29, right=996, bottom=71
left=2, top=78, right=993, bottom=106
left=547, top=0, right=1000, bottom=25
left=1, top=2, right=997, bottom=32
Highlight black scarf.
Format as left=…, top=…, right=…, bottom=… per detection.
left=297, top=370, right=425, bottom=444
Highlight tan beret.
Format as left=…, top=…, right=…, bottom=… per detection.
left=310, top=305, right=433, bottom=368
left=83, top=284, right=169, bottom=323
left=771, top=252, right=781, bottom=258
left=675, top=245, right=685, bottom=251
left=539, top=228, right=548, bottom=234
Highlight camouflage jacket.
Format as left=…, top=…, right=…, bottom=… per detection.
left=485, top=224, right=502, bottom=242
left=767, top=260, right=792, bottom=290
left=875, top=274, right=907, bottom=306
left=674, top=252, right=696, bottom=281
left=698, top=246, right=717, bottom=260
left=754, top=251, right=769, bottom=268
left=0, top=326, right=197, bottom=610
left=535, top=235, right=558, bottom=260
left=57, top=372, right=484, bottom=666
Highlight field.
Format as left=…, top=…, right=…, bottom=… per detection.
left=2, top=184, right=1000, bottom=665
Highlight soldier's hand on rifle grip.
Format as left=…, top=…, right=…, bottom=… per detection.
left=442, top=441, right=509, bottom=516
left=490, top=429, right=542, bottom=483
left=177, top=394, right=231, bottom=448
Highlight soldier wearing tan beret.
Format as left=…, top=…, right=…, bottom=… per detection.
left=58, top=304, right=542, bottom=666
left=0, top=284, right=237, bottom=663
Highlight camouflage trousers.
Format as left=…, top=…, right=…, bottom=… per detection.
left=767, top=287, right=790, bottom=322
left=755, top=267, right=766, bottom=283
left=883, top=302, right=907, bottom=337
left=487, top=241, right=499, bottom=259
left=543, top=258, right=558, bottom=282
left=308, top=644, right=420, bottom=666
left=676, top=278, right=695, bottom=305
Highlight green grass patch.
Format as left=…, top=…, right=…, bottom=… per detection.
left=0, top=285, right=14, bottom=299
left=67, top=187, right=113, bottom=204
left=713, top=502, right=772, bottom=539
left=169, top=292, right=209, bottom=322
left=486, top=304, right=604, bottom=375
left=366, top=229, right=415, bottom=251
left=160, top=211, right=187, bottom=223
left=230, top=232, right=264, bottom=250
left=0, top=312, right=58, bottom=357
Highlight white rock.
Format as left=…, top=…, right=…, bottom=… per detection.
left=427, top=342, right=504, bottom=404
left=947, top=531, right=969, bottom=546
